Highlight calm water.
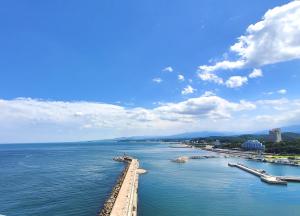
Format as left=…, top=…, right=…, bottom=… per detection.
left=0, top=142, right=300, bottom=216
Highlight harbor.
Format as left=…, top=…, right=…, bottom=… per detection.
left=98, top=156, right=146, bottom=216
left=193, top=145, right=300, bottom=167
left=228, top=162, right=300, bottom=185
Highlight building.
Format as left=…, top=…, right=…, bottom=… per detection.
left=269, top=128, right=282, bottom=143
left=241, top=140, right=265, bottom=151
left=212, top=140, right=221, bottom=147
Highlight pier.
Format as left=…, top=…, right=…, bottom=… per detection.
left=228, top=163, right=291, bottom=185
left=98, top=156, right=146, bottom=216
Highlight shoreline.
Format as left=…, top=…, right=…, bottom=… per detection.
left=186, top=144, right=300, bottom=167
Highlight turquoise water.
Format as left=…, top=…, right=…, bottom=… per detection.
left=0, top=142, right=300, bottom=216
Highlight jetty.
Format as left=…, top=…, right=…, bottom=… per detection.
left=98, top=156, right=146, bottom=216
left=228, top=163, right=289, bottom=185
left=277, top=176, right=300, bottom=182
left=172, top=155, right=218, bottom=163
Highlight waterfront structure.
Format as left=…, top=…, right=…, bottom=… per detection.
left=228, top=163, right=288, bottom=185
left=269, top=128, right=282, bottom=143
left=241, top=140, right=265, bottom=151
left=99, top=156, right=145, bottom=216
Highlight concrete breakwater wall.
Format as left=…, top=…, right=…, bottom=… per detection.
left=98, top=162, right=130, bottom=216
left=172, top=155, right=219, bottom=163
left=98, top=157, right=145, bottom=216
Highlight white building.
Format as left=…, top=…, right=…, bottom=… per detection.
left=269, top=128, right=282, bottom=143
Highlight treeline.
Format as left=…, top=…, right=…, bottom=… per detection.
left=264, top=141, right=300, bottom=154
left=190, top=132, right=300, bottom=155
left=191, top=132, right=300, bottom=143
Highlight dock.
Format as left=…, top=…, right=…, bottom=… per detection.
left=98, top=156, right=146, bottom=216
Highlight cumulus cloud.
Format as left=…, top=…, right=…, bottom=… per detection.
left=152, top=77, right=163, bottom=83
left=199, top=60, right=245, bottom=73
left=1, top=96, right=300, bottom=143
left=225, top=76, right=248, bottom=88
left=0, top=96, right=259, bottom=143
left=181, top=85, right=196, bottom=95
left=162, top=66, right=173, bottom=72
left=249, top=68, right=263, bottom=78
left=198, top=1, right=300, bottom=82
left=178, top=74, right=185, bottom=81
left=198, top=71, right=224, bottom=84
left=155, top=95, right=255, bottom=119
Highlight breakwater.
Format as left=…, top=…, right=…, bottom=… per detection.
left=172, top=155, right=218, bottom=163
left=98, top=156, right=145, bottom=216
left=228, top=163, right=300, bottom=185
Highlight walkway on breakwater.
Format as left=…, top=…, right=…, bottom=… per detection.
left=228, top=163, right=293, bottom=185
left=98, top=156, right=146, bottom=216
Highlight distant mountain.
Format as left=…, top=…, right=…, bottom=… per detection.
left=114, top=135, right=159, bottom=141
left=165, top=131, right=238, bottom=139
left=281, top=125, right=300, bottom=133
left=113, top=125, right=300, bottom=142
left=281, top=132, right=300, bottom=140
left=114, top=131, right=239, bottom=141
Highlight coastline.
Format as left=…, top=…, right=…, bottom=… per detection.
left=187, top=144, right=300, bottom=167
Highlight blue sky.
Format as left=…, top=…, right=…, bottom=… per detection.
left=0, top=0, right=300, bottom=143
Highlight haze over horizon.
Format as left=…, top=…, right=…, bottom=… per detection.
left=1, top=0, right=300, bottom=143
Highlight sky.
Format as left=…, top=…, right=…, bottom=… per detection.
left=0, top=0, right=300, bottom=143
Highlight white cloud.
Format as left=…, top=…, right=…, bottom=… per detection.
left=181, top=85, right=196, bottom=95
left=264, top=91, right=274, bottom=95
left=178, top=74, right=185, bottom=81
left=254, top=98, right=300, bottom=126
left=198, top=1, right=300, bottom=79
left=1, top=96, right=300, bottom=143
left=198, top=71, right=224, bottom=84
left=249, top=68, right=263, bottom=78
left=162, top=66, right=173, bottom=72
left=155, top=96, right=255, bottom=119
left=152, top=77, right=163, bottom=83
left=277, top=89, right=287, bottom=94
left=199, top=60, right=245, bottom=73
left=264, top=89, right=288, bottom=95
left=225, top=76, right=248, bottom=88
left=257, top=98, right=289, bottom=106
left=202, top=91, right=216, bottom=97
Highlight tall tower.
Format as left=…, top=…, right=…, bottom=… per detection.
left=269, top=128, right=282, bottom=143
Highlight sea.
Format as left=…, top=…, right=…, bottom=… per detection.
left=0, top=141, right=300, bottom=216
